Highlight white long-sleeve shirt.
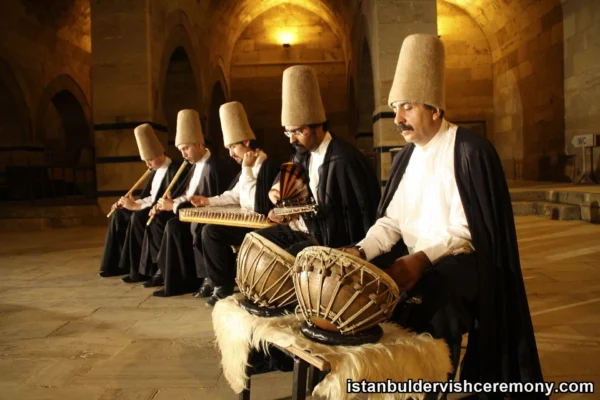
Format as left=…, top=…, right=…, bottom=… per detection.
left=357, top=120, right=473, bottom=265
left=207, top=150, right=267, bottom=210
left=135, top=157, right=172, bottom=209
left=173, top=149, right=211, bottom=213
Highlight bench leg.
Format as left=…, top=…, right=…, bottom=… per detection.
left=291, top=356, right=308, bottom=400
left=307, top=365, right=321, bottom=393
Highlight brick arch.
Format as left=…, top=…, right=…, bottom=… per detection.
left=0, top=58, right=33, bottom=145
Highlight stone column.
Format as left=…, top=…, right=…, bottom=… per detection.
left=366, top=0, right=438, bottom=185
left=91, top=0, right=167, bottom=213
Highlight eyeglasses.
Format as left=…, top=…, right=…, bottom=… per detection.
left=283, top=128, right=306, bottom=138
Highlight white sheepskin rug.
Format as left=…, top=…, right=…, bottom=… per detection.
left=213, top=295, right=452, bottom=400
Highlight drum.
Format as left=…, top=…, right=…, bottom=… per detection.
left=293, top=246, right=401, bottom=344
left=236, top=232, right=297, bottom=315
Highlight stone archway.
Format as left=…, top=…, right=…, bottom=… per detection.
left=162, top=45, right=201, bottom=160
left=36, top=77, right=92, bottom=169
left=0, top=59, right=32, bottom=146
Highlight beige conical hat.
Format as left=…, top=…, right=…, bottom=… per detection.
left=281, top=65, right=326, bottom=127
left=219, top=101, right=256, bottom=148
left=175, top=109, right=205, bottom=147
left=134, top=123, right=164, bottom=160
left=388, top=34, right=446, bottom=111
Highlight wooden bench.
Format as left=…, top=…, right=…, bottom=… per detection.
left=239, top=343, right=331, bottom=400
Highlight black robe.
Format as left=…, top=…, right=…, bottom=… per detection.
left=199, top=157, right=280, bottom=287
left=156, top=153, right=234, bottom=296
left=380, top=127, right=545, bottom=393
left=295, top=134, right=381, bottom=247
left=99, top=162, right=178, bottom=275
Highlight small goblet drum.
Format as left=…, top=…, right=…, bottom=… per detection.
left=235, top=232, right=297, bottom=317
left=293, top=246, right=401, bottom=345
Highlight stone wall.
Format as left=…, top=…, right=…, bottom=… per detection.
left=438, top=1, right=493, bottom=139
left=562, top=0, right=600, bottom=182
left=229, top=4, right=348, bottom=166
left=0, top=0, right=91, bottom=198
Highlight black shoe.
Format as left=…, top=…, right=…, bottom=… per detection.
left=152, top=289, right=167, bottom=297
left=206, top=285, right=234, bottom=307
left=98, top=270, right=126, bottom=278
left=143, top=274, right=164, bottom=288
left=193, top=278, right=214, bottom=298
left=122, top=275, right=150, bottom=284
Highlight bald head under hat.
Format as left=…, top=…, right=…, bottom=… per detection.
left=175, top=109, right=205, bottom=147
left=134, top=123, right=164, bottom=160
left=281, top=65, right=327, bottom=127
left=388, top=34, right=446, bottom=111
left=219, top=101, right=256, bottom=148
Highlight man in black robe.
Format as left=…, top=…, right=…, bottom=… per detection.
left=253, top=65, right=380, bottom=257
left=190, top=101, right=279, bottom=306
left=98, top=124, right=179, bottom=277
left=144, top=109, right=233, bottom=297
left=344, top=34, right=546, bottom=399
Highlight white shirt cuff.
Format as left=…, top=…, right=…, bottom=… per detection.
left=356, top=236, right=382, bottom=262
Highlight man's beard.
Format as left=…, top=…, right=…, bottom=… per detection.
left=293, top=144, right=308, bottom=154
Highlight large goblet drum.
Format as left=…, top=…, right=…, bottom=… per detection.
left=293, top=246, right=401, bottom=345
left=235, top=232, right=297, bottom=317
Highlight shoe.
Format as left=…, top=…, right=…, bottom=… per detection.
left=98, top=270, right=125, bottom=278
left=192, top=278, right=214, bottom=298
left=152, top=289, right=166, bottom=297
left=143, top=274, right=164, bottom=288
left=122, top=275, right=150, bottom=284
left=206, top=285, right=234, bottom=307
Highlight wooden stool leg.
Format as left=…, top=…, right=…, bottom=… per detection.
left=307, top=365, right=321, bottom=393
left=291, top=356, right=308, bottom=400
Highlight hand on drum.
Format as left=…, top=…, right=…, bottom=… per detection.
left=388, top=251, right=432, bottom=293
left=340, top=247, right=361, bottom=258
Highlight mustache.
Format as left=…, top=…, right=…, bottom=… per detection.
left=293, top=144, right=308, bottom=153
left=397, top=124, right=414, bottom=132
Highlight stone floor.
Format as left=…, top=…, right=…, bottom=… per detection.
left=0, top=216, right=598, bottom=399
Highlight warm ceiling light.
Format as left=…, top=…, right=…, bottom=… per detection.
left=278, top=31, right=295, bottom=46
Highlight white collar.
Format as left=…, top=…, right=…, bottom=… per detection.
left=311, top=132, right=332, bottom=156
left=420, top=119, right=450, bottom=151
left=195, top=148, right=211, bottom=165
left=157, top=157, right=171, bottom=170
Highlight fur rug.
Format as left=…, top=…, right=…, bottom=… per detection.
left=213, top=295, right=452, bottom=400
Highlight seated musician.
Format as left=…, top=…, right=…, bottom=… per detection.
left=122, top=109, right=232, bottom=297
left=253, top=65, right=381, bottom=258
left=188, top=101, right=278, bottom=306
left=342, top=34, right=546, bottom=394
left=98, top=124, right=178, bottom=277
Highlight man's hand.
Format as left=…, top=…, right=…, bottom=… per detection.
left=110, top=202, right=118, bottom=211
left=118, top=195, right=140, bottom=211
left=157, top=198, right=174, bottom=211
left=268, top=189, right=281, bottom=205
left=149, top=205, right=159, bottom=217
left=190, top=195, right=209, bottom=207
left=386, top=252, right=432, bottom=293
left=267, top=208, right=288, bottom=224
left=340, top=247, right=361, bottom=258
left=243, top=150, right=259, bottom=168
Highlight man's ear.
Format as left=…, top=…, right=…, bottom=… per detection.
left=243, top=140, right=250, bottom=148
left=432, top=108, right=442, bottom=121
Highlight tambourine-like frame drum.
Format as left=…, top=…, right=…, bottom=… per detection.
left=293, top=246, right=401, bottom=341
left=236, top=232, right=297, bottom=314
